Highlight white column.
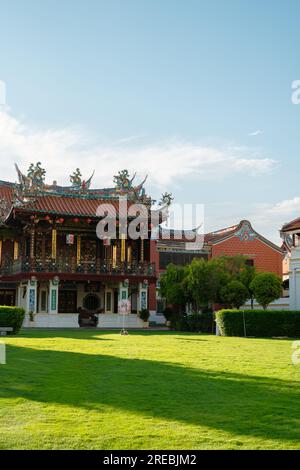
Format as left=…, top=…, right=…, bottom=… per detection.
left=138, top=281, right=148, bottom=313
left=289, top=247, right=300, bottom=310
left=48, top=277, right=59, bottom=314
left=26, top=278, right=37, bottom=314
left=16, top=284, right=22, bottom=308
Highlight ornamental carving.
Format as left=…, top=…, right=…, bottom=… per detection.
left=114, top=169, right=148, bottom=201
left=236, top=222, right=257, bottom=242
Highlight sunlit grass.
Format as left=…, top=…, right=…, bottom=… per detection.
left=0, top=329, right=299, bottom=450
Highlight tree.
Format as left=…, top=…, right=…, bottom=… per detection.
left=186, top=258, right=230, bottom=309
left=235, top=263, right=256, bottom=309
left=159, top=264, right=188, bottom=312
left=249, top=273, right=282, bottom=310
left=221, top=280, right=249, bottom=309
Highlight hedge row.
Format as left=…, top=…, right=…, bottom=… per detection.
left=0, top=307, right=25, bottom=334
left=171, top=311, right=215, bottom=333
left=216, top=309, right=300, bottom=337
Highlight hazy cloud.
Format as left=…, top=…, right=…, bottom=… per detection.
left=0, top=110, right=275, bottom=190
left=248, top=130, right=263, bottom=137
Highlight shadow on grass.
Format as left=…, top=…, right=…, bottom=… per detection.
left=17, top=329, right=176, bottom=341
left=1, top=343, right=300, bottom=444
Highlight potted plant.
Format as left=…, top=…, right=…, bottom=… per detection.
left=163, top=307, right=173, bottom=327
left=139, top=309, right=150, bottom=327
left=29, top=311, right=35, bottom=327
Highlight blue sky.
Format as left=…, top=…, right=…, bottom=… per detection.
left=0, top=0, right=300, bottom=242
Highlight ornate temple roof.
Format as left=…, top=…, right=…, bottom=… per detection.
left=0, top=164, right=159, bottom=221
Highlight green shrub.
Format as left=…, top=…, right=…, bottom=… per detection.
left=216, top=309, right=300, bottom=337
left=0, top=307, right=25, bottom=334
left=171, top=314, right=189, bottom=331
left=163, top=307, right=174, bottom=322
left=139, top=309, right=150, bottom=322
left=170, top=311, right=215, bottom=333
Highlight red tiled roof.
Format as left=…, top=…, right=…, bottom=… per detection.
left=0, top=183, right=14, bottom=204
left=31, top=195, right=126, bottom=217
left=0, top=182, right=137, bottom=219
left=18, top=195, right=135, bottom=218
left=204, top=224, right=238, bottom=243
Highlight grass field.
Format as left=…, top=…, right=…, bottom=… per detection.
left=0, top=329, right=299, bottom=450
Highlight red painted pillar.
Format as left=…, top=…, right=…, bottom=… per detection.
left=148, top=282, right=157, bottom=311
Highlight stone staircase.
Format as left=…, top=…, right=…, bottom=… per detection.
left=96, top=314, right=147, bottom=329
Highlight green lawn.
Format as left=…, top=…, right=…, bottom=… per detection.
left=0, top=329, right=299, bottom=450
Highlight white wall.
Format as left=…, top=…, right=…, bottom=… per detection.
left=243, top=297, right=290, bottom=310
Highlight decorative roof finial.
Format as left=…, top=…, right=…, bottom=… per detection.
left=27, top=162, right=46, bottom=186
left=70, top=168, right=82, bottom=188
left=159, top=192, right=173, bottom=206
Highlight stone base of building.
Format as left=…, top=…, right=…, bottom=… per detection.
left=243, top=297, right=290, bottom=310
left=23, top=313, right=148, bottom=329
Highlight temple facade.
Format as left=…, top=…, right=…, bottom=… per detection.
left=0, top=163, right=285, bottom=327
left=0, top=164, right=166, bottom=328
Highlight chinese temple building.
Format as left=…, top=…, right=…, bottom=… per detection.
left=0, top=164, right=165, bottom=328
left=0, top=163, right=285, bottom=327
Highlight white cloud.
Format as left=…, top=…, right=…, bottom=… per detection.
left=248, top=130, right=263, bottom=136
left=205, top=197, right=300, bottom=245
left=248, top=197, right=300, bottom=243
left=0, top=109, right=294, bottom=245
left=0, top=110, right=275, bottom=190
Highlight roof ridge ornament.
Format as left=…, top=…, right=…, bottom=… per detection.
left=27, top=162, right=46, bottom=186
left=114, top=169, right=149, bottom=201
left=70, top=168, right=95, bottom=192
left=158, top=192, right=173, bottom=206
left=13, top=162, right=42, bottom=207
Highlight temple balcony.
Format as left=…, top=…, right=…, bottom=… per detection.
left=0, top=256, right=156, bottom=278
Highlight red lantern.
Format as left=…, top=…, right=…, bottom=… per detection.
left=73, top=218, right=79, bottom=223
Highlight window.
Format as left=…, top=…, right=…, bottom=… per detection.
left=40, top=289, right=48, bottom=312
left=106, top=292, right=112, bottom=311
left=159, top=252, right=207, bottom=270
left=156, top=299, right=165, bottom=314
left=58, top=290, right=77, bottom=313
left=246, top=259, right=254, bottom=267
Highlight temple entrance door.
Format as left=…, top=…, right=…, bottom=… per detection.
left=113, top=290, right=118, bottom=313
left=58, top=290, right=77, bottom=313
left=130, top=291, right=137, bottom=314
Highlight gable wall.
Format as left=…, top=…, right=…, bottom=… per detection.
left=211, top=235, right=283, bottom=277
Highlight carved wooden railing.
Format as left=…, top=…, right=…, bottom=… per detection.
left=0, top=256, right=156, bottom=277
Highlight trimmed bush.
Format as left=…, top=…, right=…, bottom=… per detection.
left=216, top=309, right=300, bottom=338
left=0, top=306, right=25, bottom=334
left=171, top=311, right=215, bottom=334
